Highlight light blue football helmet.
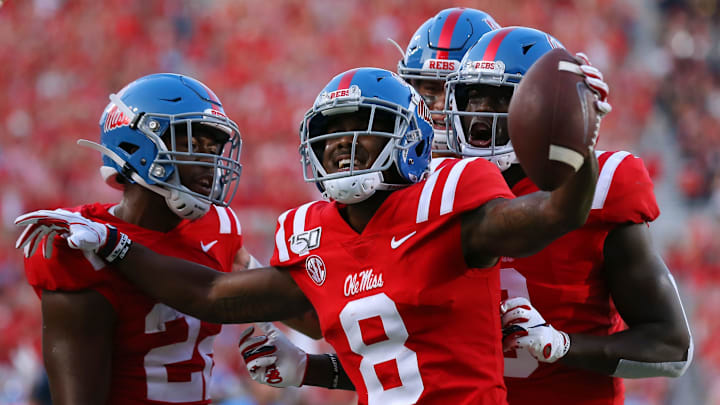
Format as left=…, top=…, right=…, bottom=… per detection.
left=397, top=8, right=501, bottom=81
left=394, top=8, right=501, bottom=152
left=81, top=73, right=242, bottom=219
left=299, top=68, right=434, bottom=204
left=445, top=27, right=564, bottom=170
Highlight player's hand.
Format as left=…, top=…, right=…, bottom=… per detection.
left=13, top=209, right=76, bottom=259
left=574, top=52, right=612, bottom=116
left=501, top=297, right=570, bottom=363
left=15, top=209, right=131, bottom=262
left=239, top=322, right=308, bottom=388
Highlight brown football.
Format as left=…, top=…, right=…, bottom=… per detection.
left=508, top=47, right=599, bottom=191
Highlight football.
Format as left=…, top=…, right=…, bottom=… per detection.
left=507, top=48, right=599, bottom=191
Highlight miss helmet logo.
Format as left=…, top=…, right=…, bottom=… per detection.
left=104, top=104, right=132, bottom=132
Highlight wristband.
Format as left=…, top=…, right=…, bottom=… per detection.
left=327, top=353, right=339, bottom=389
left=98, top=225, right=133, bottom=263
left=559, top=330, right=571, bottom=358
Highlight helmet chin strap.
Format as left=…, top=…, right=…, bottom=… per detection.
left=77, top=139, right=210, bottom=220
left=162, top=181, right=210, bottom=220
left=322, top=172, right=404, bottom=204
left=491, top=151, right=518, bottom=172
left=432, top=128, right=450, bottom=152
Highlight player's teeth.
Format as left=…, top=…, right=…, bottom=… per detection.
left=339, top=158, right=351, bottom=169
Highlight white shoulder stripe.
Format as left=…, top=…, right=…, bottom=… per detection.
left=417, top=167, right=444, bottom=223
left=275, top=209, right=292, bottom=263
left=440, top=157, right=478, bottom=215
left=293, top=201, right=319, bottom=236
left=214, top=205, right=232, bottom=234
left=592, top=151, right=631, bottom=210
left=429, top=157, right=450, bottom=173
left=226, top=206, right=242, bottom=235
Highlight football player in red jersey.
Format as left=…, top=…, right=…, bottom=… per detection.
left=18, top=73, right=253, bottom=405
left=281, top=8, right=505, bottom=341
left=443, top=27, right=692, bottom=405
left=16, top=66, right=608, bottom=405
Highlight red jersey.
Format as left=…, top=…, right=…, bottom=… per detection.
left=501, top=151, right=659, bottom=405
left=24, top=203, right=243, bottom=405
left=271, top=158, right=514, bottom=405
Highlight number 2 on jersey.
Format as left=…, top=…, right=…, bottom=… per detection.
left=501, top=268, right=539, bottom=378
left=339, top=293, right=424, bottom=405
left=144, top=303, right=213, bottom=402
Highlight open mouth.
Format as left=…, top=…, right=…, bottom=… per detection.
left=468, top=119, right=493, bottom=147
left=431, top=112, right=447, bottom=130
left=336, top=156, right=362, bottom=172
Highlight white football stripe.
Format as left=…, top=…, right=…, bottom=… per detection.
left=557, top=60, right=583, bottom=76
left=548, top=145, right=584, bottom=171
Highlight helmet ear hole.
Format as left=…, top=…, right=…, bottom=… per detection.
left=118, top=142, right=139, bottom=154
left=414, top=139, right=426, bottom=156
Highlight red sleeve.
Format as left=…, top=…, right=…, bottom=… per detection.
left=270, top=200, right=327, bottom=268
left=217, top=207, right=244, bottom=273
left=225, top=206, right=245, bottom=271
left=24, top=234, right=123, bottom=306
left=209, top=233, right=243, bottom=273
left=591, top=151, right=659, bottom=224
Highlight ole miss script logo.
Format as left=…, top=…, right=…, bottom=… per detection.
left=104, top=104, right=131, bottom=132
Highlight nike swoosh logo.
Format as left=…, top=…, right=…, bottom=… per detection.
left=391, top=231, right=417, bottom=249
left=200, top=240, right=218, bottom=252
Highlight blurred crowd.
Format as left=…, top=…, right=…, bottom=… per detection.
left=1, top=0, right=720, bottom=403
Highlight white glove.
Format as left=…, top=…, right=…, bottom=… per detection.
left=239, top=322, right=308, bottom=388
left=501, top=297, right=570, bottom=363
left=574, top=52, right=612, bottom=116
left=14, top=209, right=74, bottom=259
left=15, top=209, right=130, bottom=262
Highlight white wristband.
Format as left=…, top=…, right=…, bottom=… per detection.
left=558, top=330, right=571, bottom=359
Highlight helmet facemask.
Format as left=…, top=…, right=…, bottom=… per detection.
left=88, top=91, right=242, bottom=220
left=407, top=77, right=453, bottom=154
left=300, top=97, right=427, bottom=204
left=156, top=117, right=242, bottom=207
left=445, top=65, right=521, bottom=171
